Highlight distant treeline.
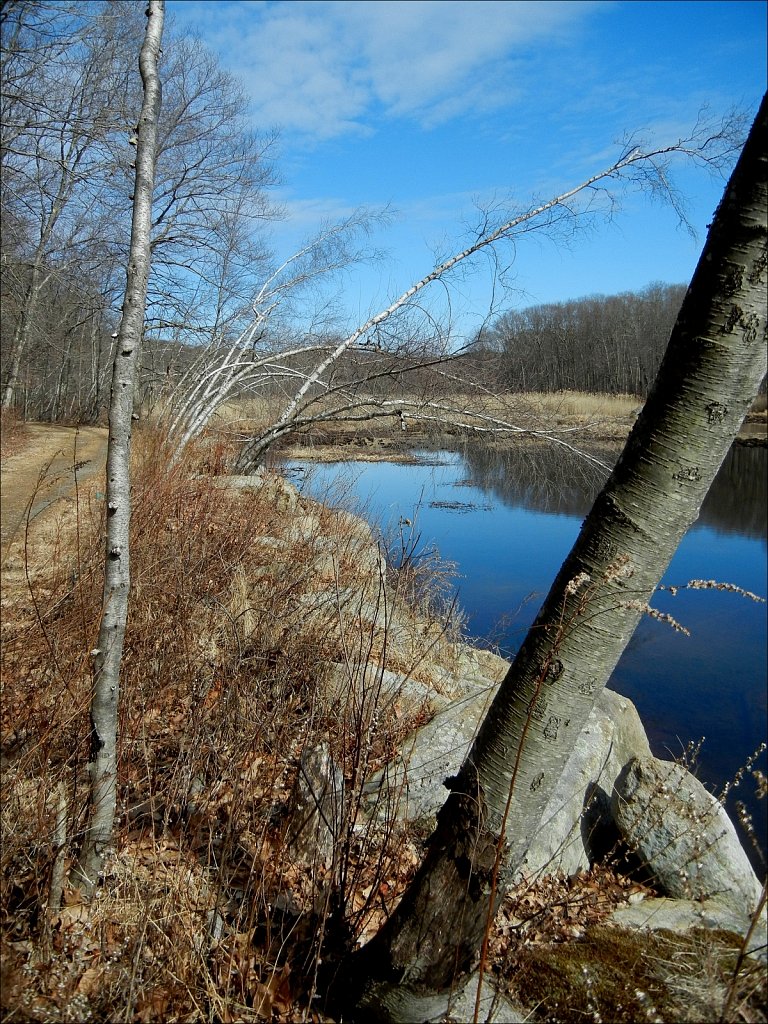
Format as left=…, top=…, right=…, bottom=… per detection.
left=461, top=442, right=768, bottom=541
left=3, top=269, right=761, bottom=424
left=469, top=282, right=688, bottom=397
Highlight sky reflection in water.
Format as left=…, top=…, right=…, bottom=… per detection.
left=286, top=446, right=767, bottom=858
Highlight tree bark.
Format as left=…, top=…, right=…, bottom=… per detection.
left=73, top=0, right=165, bottom=892
left=343, top=92, right=767, bottom=1024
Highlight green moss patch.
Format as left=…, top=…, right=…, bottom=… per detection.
left=507, top=925, right=766, bottom=1023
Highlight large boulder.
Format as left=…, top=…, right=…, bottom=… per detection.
left=361, top=649, right=507, bottom=824
left=611, top=756, right=762, bottom=911
left=322, top=662, right=441, bottom=724
left=211, top=470, right=299, bottom=512
left=359, top=653, right=653, bottom=878
left=519, top=688, right=652, bottom=879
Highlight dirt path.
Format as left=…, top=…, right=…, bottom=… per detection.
left=0, top=424, right=108, bottom=569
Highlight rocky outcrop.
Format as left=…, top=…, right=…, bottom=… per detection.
left=218, top=469, right=764, bottom=955
left=520, top=688, right=652, bottom=879
left=359, top=665, right=654, bottom=882
left=211, top=469, right=299, bottom=512
left=611, top=756, right=762, bottom=909
left=611, top=894, right=767, bottom=962
left=359, top=648, right=507, bottom=823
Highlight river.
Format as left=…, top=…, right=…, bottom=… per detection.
left=284, top=443, right=768, bottom=864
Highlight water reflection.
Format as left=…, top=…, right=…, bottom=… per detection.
left=286, top=442, right=767, bottom=866
left=461, top=443, right=767, bottom=539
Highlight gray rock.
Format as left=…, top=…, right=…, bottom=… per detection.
left=520, top=689, right=652, bottom=879
left=439, top=973, right=526, bottom=1023
left=211, top=471, right=299, bottom=511
left=285, top=742, right=343, bottom=869
left=284, top=513, right=322, bottom=543
left=329, top=509, right=376, bottom=547
left=363, top=974, right=525, bottom=1024
left=323, top=662, right=441, bottom=724
left=612, top=756, right=762, bottom=910
left=610, top=894, right=767, bottom=962
left=209, top=471, right=266, bottom=491
left=362, top=674, right=498, bottom=823
left=362, top=672, right=654, bottom=882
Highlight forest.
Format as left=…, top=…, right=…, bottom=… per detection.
left=0, top=2, right=696, bottom=427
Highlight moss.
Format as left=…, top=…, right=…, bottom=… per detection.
left=509, top=926, right=766, bottom=1023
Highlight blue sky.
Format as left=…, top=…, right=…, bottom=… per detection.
left=168, top=0, right=766, bottom=340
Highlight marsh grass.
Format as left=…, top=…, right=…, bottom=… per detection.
left=208, top=390, right=639, bottom=456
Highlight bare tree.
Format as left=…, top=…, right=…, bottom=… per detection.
left=73, top=0, right=165, bottom=892
left=156, top=111, right=746, bottom=469
left=134, top=31, right=276, bottom=411
left=0, top=2, right=135, bottom=410
left=479, top=283, right=688, bottom=395
left=0, top=1, right=275, bottom=421
left=340, top=92, right=767, bottom=1024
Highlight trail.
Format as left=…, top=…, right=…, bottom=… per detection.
left=0, top=424, right=108, bottom=569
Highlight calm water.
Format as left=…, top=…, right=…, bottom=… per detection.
left=285, top=444, right=768, bottom=859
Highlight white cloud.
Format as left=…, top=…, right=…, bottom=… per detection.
left=169, top=0, right=605, bottom=139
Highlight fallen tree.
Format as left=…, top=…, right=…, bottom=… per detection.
left=159, top=111, right=746, bottom=469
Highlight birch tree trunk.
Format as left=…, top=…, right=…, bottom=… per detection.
left=345, top=92, right=767, bottom=1024
left=1, top=266, right=44, bottom=410
left=74, top=0, right=165, bottom=892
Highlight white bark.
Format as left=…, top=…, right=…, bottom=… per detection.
left=347, top=92, right=767, bottom=1024
left=74, top=0, right=165, bottom=892
left=231, top=122, right=743, bottom=471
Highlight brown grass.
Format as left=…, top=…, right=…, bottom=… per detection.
left=0, top=426, right=464, bottom=1021
left=211, top=391, right=638, bottom=460
left=0, top=408, right=30, bottom=461
left=2, top=422, right=762, bottom=1021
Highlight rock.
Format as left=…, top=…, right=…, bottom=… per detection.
left=322, top=662, right=439, bottom=724
left=361, top=650, right=509, bottom=828
left=210, top=470, right=300, bottom=512
left=285, top=743, right=343, bottom=870
left=610, top=894, right=767, bottom=962
left=363, top=973, right=526, bottom=1024
left=209, top=470, right=266, bottom=491
left=283, top=513, right=322, bottom=543
left=361, top=672, right=499, bottom=823
left=438, top=973, right=526, bottom=1023
left=520, top=689, right=652, bottom=879
left=361, top=668, right=655, bottom=882
left=329, top=509, right=376, bottom=547
left=611, top=756, right=762, bottom=911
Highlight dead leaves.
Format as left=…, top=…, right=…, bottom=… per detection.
left=490, top=865, right=655, bottom=958
left=208, top=935, right=293, bottom=1022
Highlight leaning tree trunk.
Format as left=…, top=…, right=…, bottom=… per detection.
left=344, top=93, right=767, bottom=1024
left=73, top=0, right=165, bottom=892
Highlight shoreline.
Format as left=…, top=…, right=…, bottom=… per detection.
left=276, top=419, right=766, bottom=465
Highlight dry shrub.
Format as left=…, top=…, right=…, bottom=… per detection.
left=0, top=407, right=30, bottom=460
left=0, top=425, right=462, bottom=1020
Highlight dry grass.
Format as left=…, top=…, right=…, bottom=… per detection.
left=210, top=391, right=638, bottom=459
left=2, top=421, right=763, bottom=1021
left=511, top=390, right=638, bottom=420
left=0, top=426, right=466, bottom=1021
left=0, top=408, right=30, bottom=461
